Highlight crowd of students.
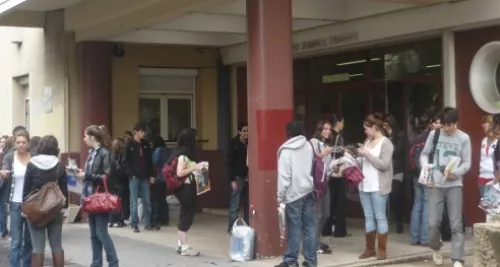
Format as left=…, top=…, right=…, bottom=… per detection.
left=274, top=107, right=473, bottom=267
left=0, top=123, right=209, bottom=267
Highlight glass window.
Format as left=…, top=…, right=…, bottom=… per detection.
left=139, top=95, right=194, bottom=142
left=167, top=98, right=192, bottom=141
left=370, top=38, right=442, bottom=81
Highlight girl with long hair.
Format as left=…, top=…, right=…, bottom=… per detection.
left=1, top=131, right=33, bottom=267
left=357, top=114, right=394, bottom=261
left=78, top=125, right=119, bottom=267
left=168, top=127, right=204, bottom=256
left=309, top=120, right=334, bottom=254
left=109, top=137, right=129, bottom=228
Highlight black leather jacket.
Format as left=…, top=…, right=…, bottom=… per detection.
left=84, top=146, right=113, bottom=193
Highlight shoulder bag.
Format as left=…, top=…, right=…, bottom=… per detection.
left=21, top=165, right=66, bottom=228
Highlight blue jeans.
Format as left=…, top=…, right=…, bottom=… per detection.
left=359, top=191, right=389, bottom=234
left=88, top=213, right=119, bottom=267
left=228, top=176, right=249, bottom=232
left=129, top=177, right=152, bottom=228
left=283, top=193, right=317, bottom=266
left=10, top=202, right=32, bottom=267
left=0, top=183, right=9, bottom=237
left=411, top=181, right=429, bottom=244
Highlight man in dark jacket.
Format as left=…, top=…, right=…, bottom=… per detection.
left=122, top=123, right=158, bottom=233
left=227, top=123, right=249, bottom=233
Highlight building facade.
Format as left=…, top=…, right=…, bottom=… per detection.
left=1, top=0, right=500, bottom=257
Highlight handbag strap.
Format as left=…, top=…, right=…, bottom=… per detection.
left=96, top=175, right=109, bottom=193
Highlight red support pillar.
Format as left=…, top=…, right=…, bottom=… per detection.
left=78, top=42, right=113, bottom=162
left=247, top=0, right=294, bottom=258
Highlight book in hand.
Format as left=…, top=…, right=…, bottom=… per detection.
left=195, top=162, right=210, bottom=196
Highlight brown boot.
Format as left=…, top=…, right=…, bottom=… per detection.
left=358, top=231, right=376, bottom=259
left=377, top=233, right=388, bottom=260
left=52, top=250, right=65, bottom=267
left=31, top=253, right=44, bottom=267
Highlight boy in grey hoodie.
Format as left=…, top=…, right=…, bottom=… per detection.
left=420, top=107, right=471, bottom=267
left=276, top=121, right=316, bottom=267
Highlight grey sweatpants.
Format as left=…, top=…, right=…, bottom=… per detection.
left=428, top=186, right=464, bottom=262
left=315, top=189, right=330, bottom=248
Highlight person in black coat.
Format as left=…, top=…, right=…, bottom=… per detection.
left=22, top=135, right=68, bottom=267
left=384, top=114, right=406, bottom=234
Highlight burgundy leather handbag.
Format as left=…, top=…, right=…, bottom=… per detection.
left=82, top=175, right=121, bottom=214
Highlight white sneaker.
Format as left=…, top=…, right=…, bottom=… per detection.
left=452, top=261, right=463, bottom=267
left=432, top=250, right=443, bottom=266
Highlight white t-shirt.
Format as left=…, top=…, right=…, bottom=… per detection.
left=359, top=137, right=384, bottom=192
left=479, top=137, right=497, bottom=180
left=12, top=156, right=27, bottom=203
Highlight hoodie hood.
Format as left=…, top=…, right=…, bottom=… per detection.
left=278, top=136, right=308, bottom=154
left=281, top=135, right=308, bottom=150
left=30, top=155, right=59, bottom=170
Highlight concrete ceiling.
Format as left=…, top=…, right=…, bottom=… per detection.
left=106, top=0, right=446, bottom=47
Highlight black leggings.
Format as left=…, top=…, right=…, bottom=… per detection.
left=177, top=183, right=197, bottom=232
left=324, top=178, right=347, bottom=237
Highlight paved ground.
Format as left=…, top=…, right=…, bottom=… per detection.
left=390, top=255, right=474, bottom=267
left=0, top=225, right=253, bottom=267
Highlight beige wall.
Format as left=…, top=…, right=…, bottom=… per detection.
left=0, top=11, right=69, bottom=151
left=112, top=44, right=219, bottom=149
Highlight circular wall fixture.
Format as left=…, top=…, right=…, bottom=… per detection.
left=469, top=41, right=500, bottom=114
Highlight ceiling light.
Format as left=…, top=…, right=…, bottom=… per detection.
left=337, top=58, right=381, bottom=66
left=426, top=64, right=441, bottom=68
left=349, top=73, right=364, bottom=77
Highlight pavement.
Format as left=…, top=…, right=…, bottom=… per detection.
left=0, top=212, right=476, bottom=267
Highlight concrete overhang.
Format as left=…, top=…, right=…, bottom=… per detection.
left=0, top=0, right=83, bottom=27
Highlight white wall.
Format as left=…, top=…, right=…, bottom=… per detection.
left=0, top=11, right=69, bottom=151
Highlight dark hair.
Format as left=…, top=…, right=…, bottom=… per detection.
left=12, top=125, right=26, bottom=135
left=85, top=125, right=107, bottom=146
left=384, top=114, right=400, bottom=133
left=124, top=131, right=133, bottom=137
left=364, top=113, right=384, bottom=131
left=98, top=125, right=112, bottom=148
left=29, top=136, right=41, bottom=150
left=493, top=114, right=500, bottom=127
left=237, top=122, right=248, bottom=132
left=111, top=138, right=124, bottom=155
left=286, top=121, right=305, bottom=138
left=37, top=135, right=60, bottom=156
left=168, top=127, right=197, bottom=162
left=312, top=120, right=332, bottom=141
left=152, top=135, right=166, bottom=150
left=133, top=123, right=146, bottom=132
left=438, top=107, right=458, bottom=124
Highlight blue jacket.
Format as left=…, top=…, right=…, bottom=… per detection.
left=152, top=147, right=171, bottom=182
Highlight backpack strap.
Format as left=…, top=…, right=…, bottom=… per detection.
left=428, top=129, right=440, bottom=164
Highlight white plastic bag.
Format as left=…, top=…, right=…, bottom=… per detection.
left=278, top=204, right=286, bottom=240
left=229, top=218, right=255, bottom=262
left=479, top=181, right=500, bottom=214
left=418, top=163, right=432, bottom=186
